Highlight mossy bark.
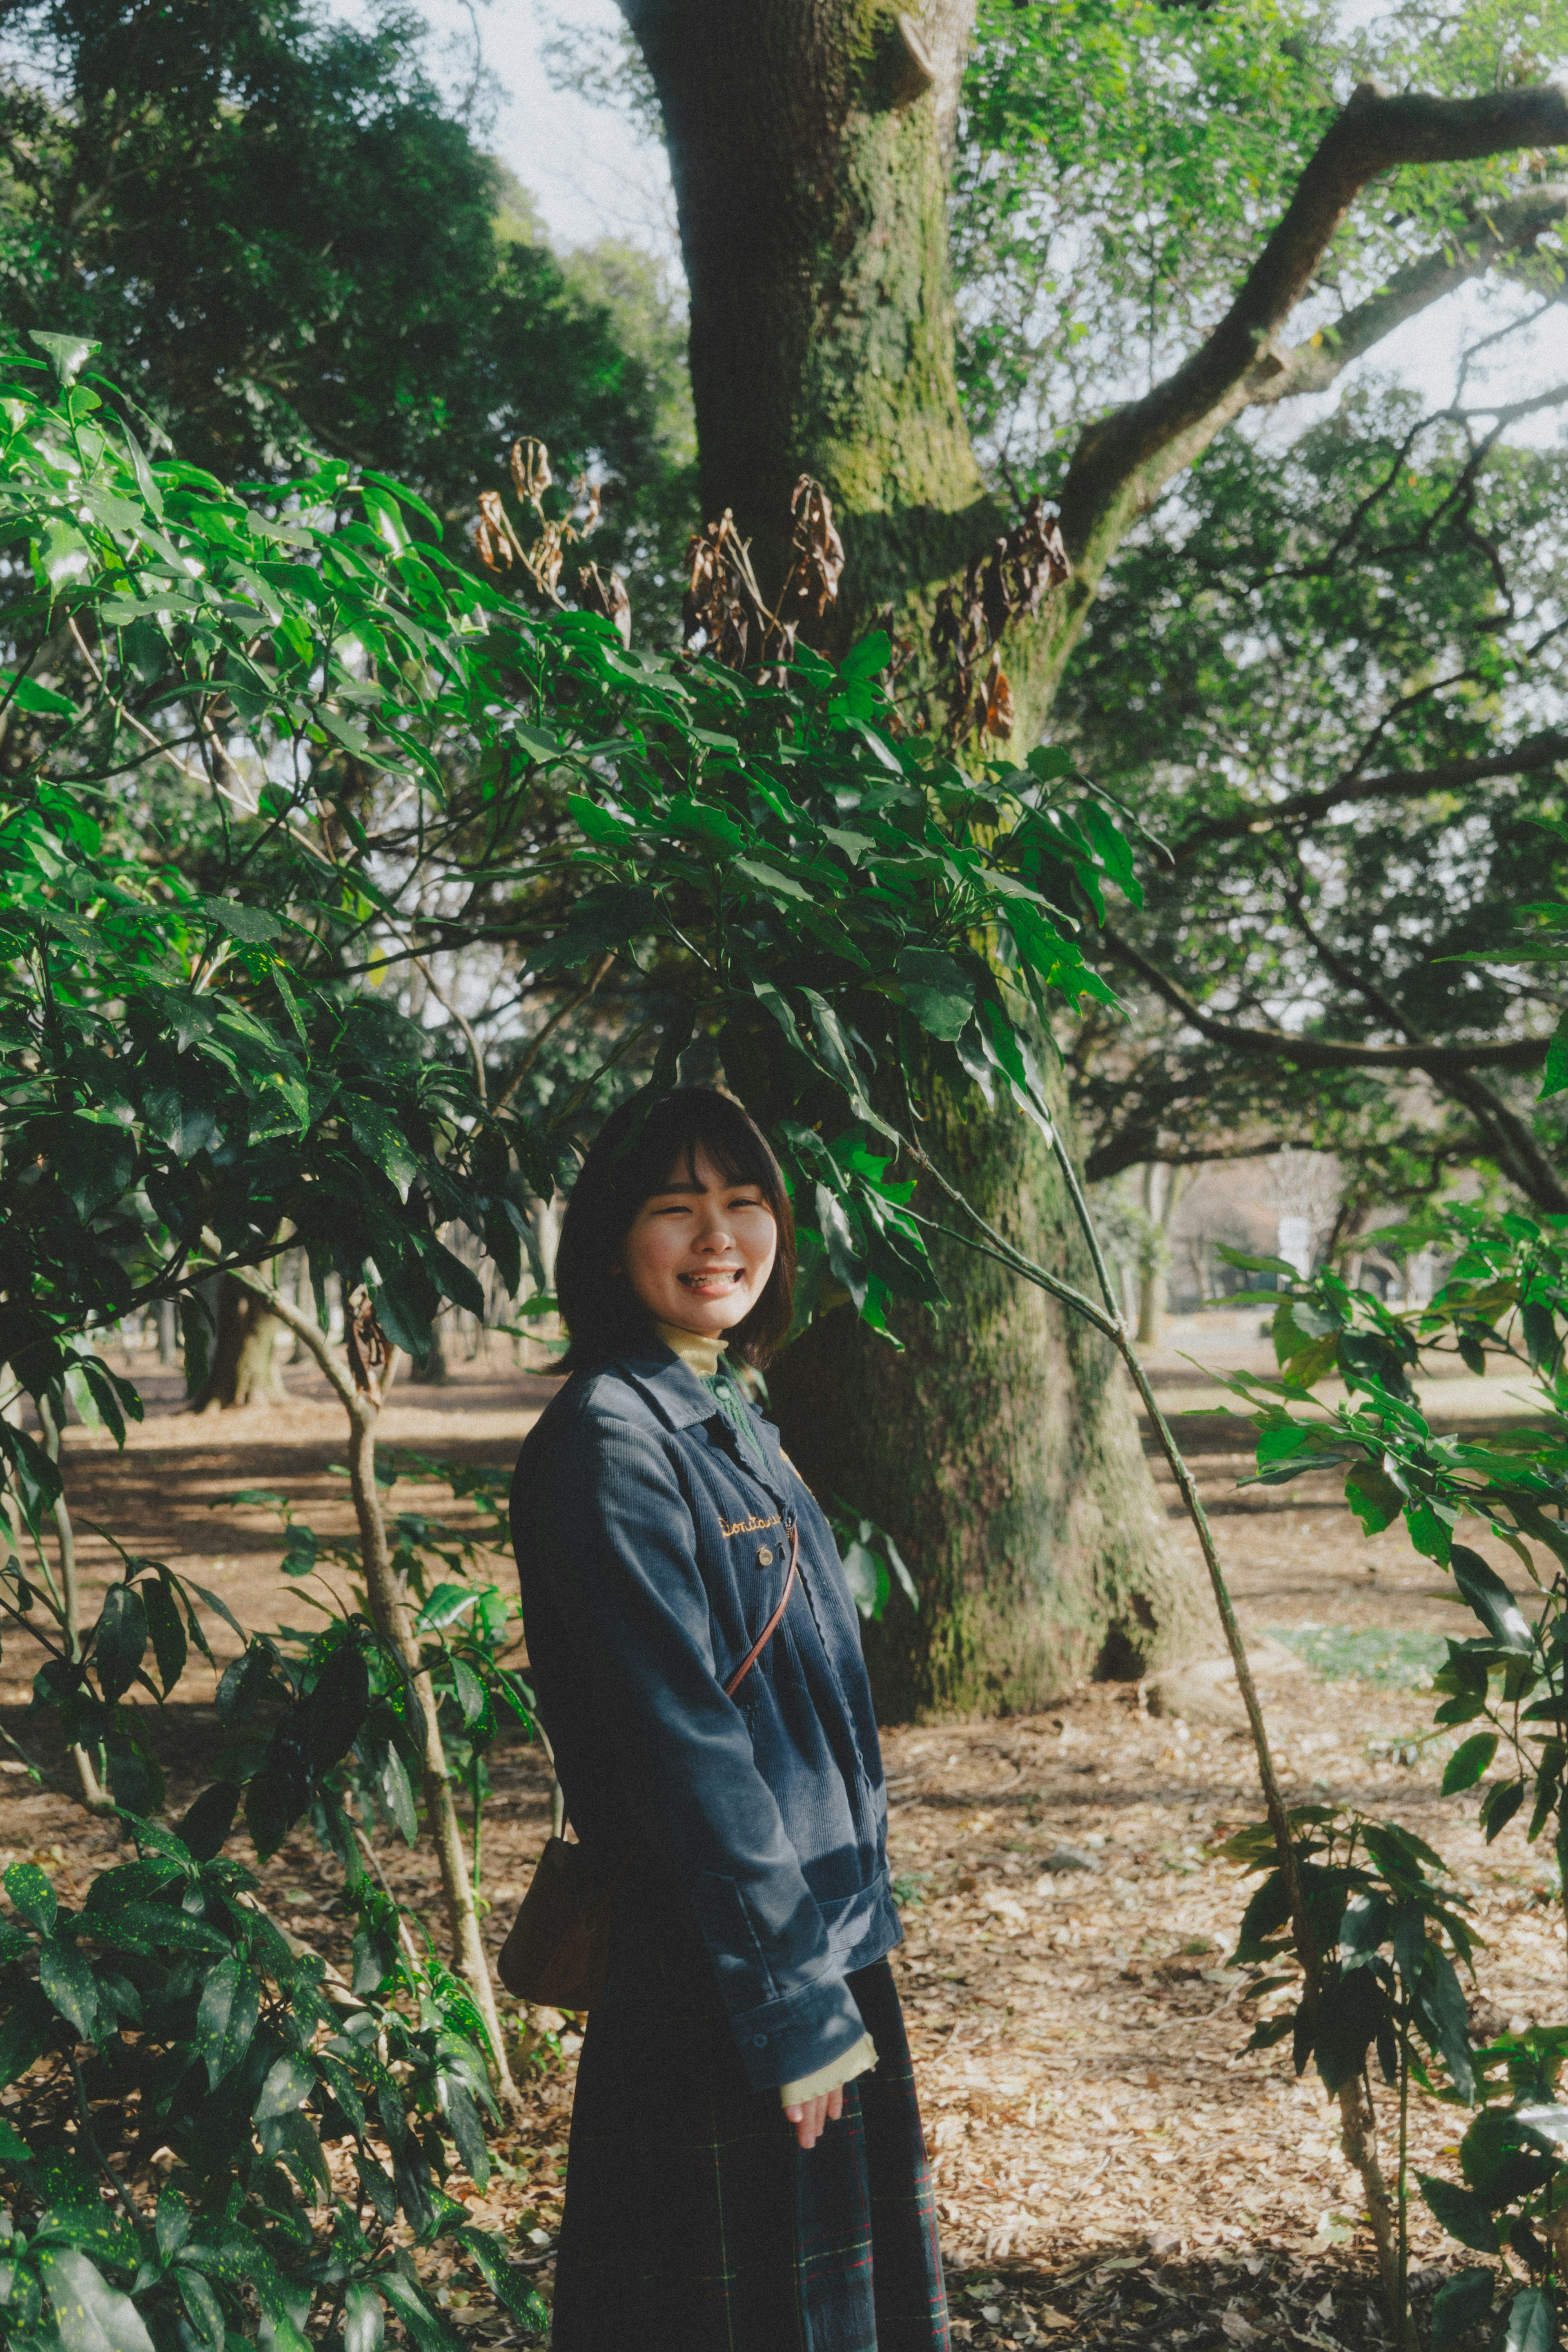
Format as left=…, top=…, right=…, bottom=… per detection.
left=627, top=0, right=1206, bottom=1708
left=767, top=1060, right=1202, bottom=1720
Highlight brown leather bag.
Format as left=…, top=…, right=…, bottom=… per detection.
left=498, top=1524, right=800, bottom=2013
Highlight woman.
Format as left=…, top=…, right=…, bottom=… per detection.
left=509, top=1086, right=950, bottom=2351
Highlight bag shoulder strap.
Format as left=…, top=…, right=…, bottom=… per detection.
left=723, top=1522, right=799, bottom=1699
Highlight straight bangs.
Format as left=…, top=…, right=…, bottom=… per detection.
left=554, top=1088, right=797, bottom=1374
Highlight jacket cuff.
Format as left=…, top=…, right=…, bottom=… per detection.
left=728, top=1971, right=868, bottom=2093
left=778, top=2031, right=877, bottom=2107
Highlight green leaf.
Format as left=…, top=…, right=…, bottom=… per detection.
left=27, top=332, right=100, bottom=388
left=437, top=2069, right=490, bottom=2189
left=1312, top=1965, right=1386, bottom=2092
left=347, top=1103, right=420, bottom=1202
left=414, top=1585, right=479, bottom=1631
left=457, top=2229, right=547, bottom=2325
left=38, top=1939, right=102, bottom=2043
left=1344, top=1459, right=1405, bottom=1537
left=1432, top=2271, right=1494, bottom=2352
left=195, top=1955, right=261, bottom=2089
left=1412, top=1944, right=1475, bottom=2102
left=1539, top=1008, right=1568, bottom=1102
left=177, top=1782, right=239, bottom=1863
left=1442, top=1733, right=1499, bottom=1795
left=196, top=897, right=285, bottom=944
left=840, top=1537, right=889, bottom=1621
left=143, top=1576, right=187, bottom=1696
left=305, top=1643, right=369, bottom=1769
left=1451, top=1546, right=1532, bottom=1653
left=0, top=2114, right=33, bottom=2163
left=175, top=2265, right=226, bottom=2348
left=156, top=2184, right=191, bottom=2263
left=94, top=1584, right=149, bottom=1702
left=6, top=1860, right=58, bottom=1933
left=840, top=630, right=891, bottom=681
left=0, top=669, right=77, bottom=717
left=895, top=948, right=974, bottom=1042
left=35, top=2246, right=155, bottom=2352
left=344, top=2282, right=385, bottom=2352
left=1418, top=2174, right=1500, bottom=2254
left=567, top=791, right=635, bottom=843
left=378, top=1746, right=419, bottom=1844
left=255, top=2051, right=314, bottom=2124
left=1505, top=2286, right=1554, bottom=2352
left=1405, top=1500, right=1454, bottom=1568
left=378, top=2270, right=466, bottom=2352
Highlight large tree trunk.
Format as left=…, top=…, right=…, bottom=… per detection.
left=621, top=0, right=1051, bottom=692
left=769, top=1062, right=1201, bottom=1717
left=626, top=0, right=1203, bottom=1705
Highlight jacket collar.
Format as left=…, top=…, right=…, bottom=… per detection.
left=611, top=1345, right=788, bottom=1465
left=612, top=1342, right=717, bottom=1431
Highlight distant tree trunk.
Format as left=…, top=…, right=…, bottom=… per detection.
left=628, top=0, right=1205, bottom=1706
left=403, top=1326, right=449, bottom=1384
left=192, top=1278, right=287, bottom=1410
left=156, top=1296, right=179, bottom=1367
left=1136, top=1164, right=1184, bottom=1346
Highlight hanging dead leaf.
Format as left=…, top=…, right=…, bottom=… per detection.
left=573, top=478, right=602, bottom=539
left=510, top=437, right=553, bottom=511
left=474, top=489, right=522, bottom=575
left=579, top=564, right=632, bottom=649
left=979, top=646, right=1014, bottom=740
left=928, top=494, right=1069, bottom=740
left=782, top=477, right=845, bottom=620
left=345, top=1286, right=391, bottom=1393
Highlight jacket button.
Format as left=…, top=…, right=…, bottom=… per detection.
left=756, top=1546, right=774, bottom=1567
left=753, top=2033, right=768, bottom=2048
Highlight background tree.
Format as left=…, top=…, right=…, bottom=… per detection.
left=602, top=0, right=1568, bottom=1711
left=0, top=0, right=694, bottom=604
left=0, top=0, right=702, bottom=1405
left=1057, top=392, right=1568, bottom=1218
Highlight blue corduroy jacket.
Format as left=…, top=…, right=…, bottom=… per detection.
left=508, top=1343, right=901, bottom=2093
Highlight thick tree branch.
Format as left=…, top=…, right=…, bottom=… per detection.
left=1254, top=181, right=1568, bottom=406
left=1057, top=81, right=1568, bottom=573
left=1100, top=922, right=1549, bottom=1076
left=1069, top=84, right=1568, bottom=510
left=1174, top=730, right=1568, bottom=861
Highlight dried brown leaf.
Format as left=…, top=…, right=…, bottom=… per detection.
left=579, top=564, right=632, bottom=649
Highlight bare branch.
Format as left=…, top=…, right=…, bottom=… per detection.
left=1099, top=922, right=1549, bottom=1077
left=1174, top=729, right=1568, bottom=861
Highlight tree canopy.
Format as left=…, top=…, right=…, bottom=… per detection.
left=0, top=0, right=693, bottom=603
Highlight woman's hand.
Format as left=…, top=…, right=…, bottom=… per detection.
left=783, top=2085, right=844, bottom=2150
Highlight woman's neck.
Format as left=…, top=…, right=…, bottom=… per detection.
left=655, top=1322, right=727, bottom=1379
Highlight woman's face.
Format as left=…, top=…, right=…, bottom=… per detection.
left=619, top=1146, right=778, bottom=1337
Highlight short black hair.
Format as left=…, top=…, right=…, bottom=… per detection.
left=553, top=1087, right=797, bottom=1374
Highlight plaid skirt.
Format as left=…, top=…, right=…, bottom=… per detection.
left=549, top=1951, right=950, bottom=2351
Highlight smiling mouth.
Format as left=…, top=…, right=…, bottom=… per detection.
left=679, top=1269, right=745, bottom=1292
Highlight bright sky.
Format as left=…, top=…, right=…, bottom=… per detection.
left=409, top=0, right=679, bottom=259
left=331, top=0, right=1563, bottom=438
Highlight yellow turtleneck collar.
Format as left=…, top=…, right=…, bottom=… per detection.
left=655, top=1322, right=727, bottom=1380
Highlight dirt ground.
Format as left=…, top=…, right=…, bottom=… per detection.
left=2, top=1315, right=1559, bottom=2349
